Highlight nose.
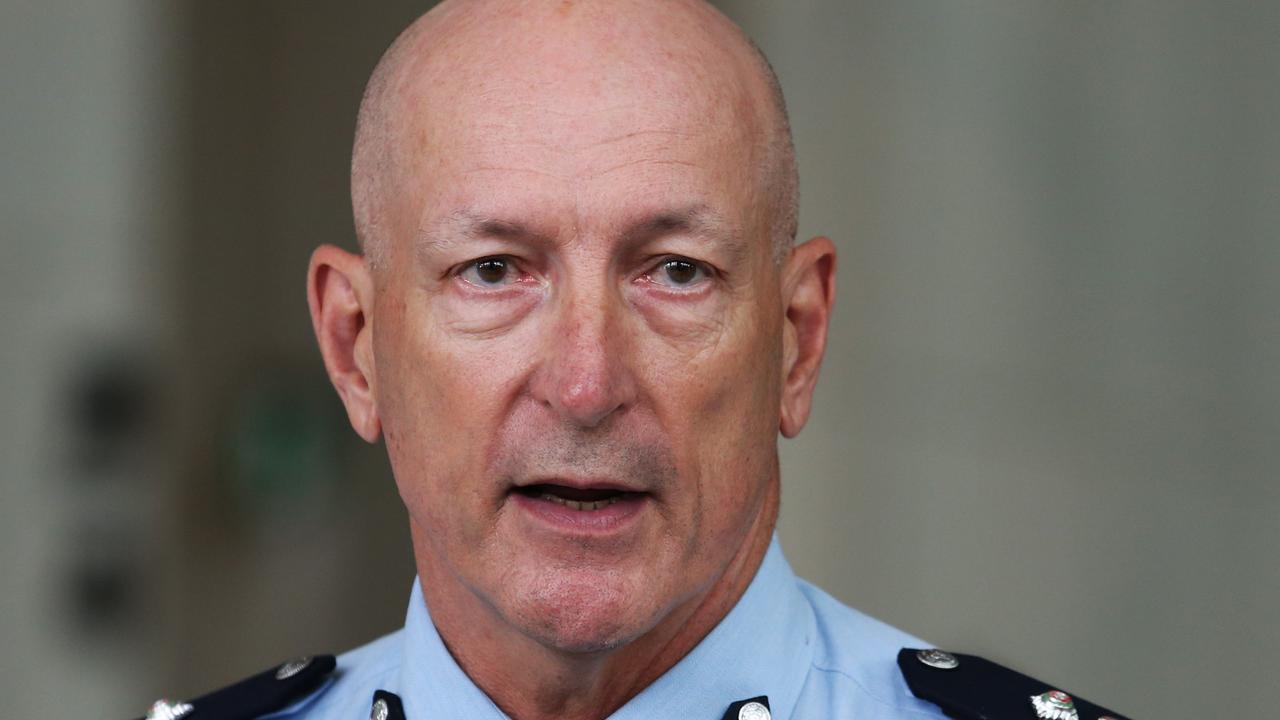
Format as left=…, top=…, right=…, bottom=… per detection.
left=529, top=286, right=636, bottom=429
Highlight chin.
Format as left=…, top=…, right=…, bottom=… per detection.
left=506, top=566, right=665, bottom=654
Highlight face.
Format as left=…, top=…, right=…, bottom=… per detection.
left=365, top=31, right=788, bottom=653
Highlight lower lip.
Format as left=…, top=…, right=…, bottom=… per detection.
left=509, top=491, right=649, bottom=535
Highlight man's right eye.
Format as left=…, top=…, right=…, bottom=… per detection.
left=458, top=256, right=516, bottom=287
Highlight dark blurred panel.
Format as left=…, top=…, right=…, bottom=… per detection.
left=69, top=352, right=156, bottom=475
left=164, top=0, right=434, bottom=698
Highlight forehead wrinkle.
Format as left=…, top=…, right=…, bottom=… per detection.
left=581, top=128, right=702, bottom=152
left=461, top=166, right=571, bottom=182
left=592, top=158, right=700, bottom=178
left=463, top=107, right=703, bottom=155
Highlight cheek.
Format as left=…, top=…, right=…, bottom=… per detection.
left=439, top=285, right=543, bottom=335
left=640, top=306, right=783, bottom=515
left=643, top=292, right=781, bottom=430
left=626, top=287, right=729, bottom=349
left=374, top=304, right=536, bottom=524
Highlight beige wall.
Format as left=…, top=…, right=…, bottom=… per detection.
left=1, top=0, right=182, bottom=715
left=726, top=1, right=1280, bottom=717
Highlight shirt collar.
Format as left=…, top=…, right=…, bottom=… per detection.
left=394, top=535, right=815, bottom=720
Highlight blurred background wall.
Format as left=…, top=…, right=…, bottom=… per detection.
left=1, top=1, right=1276, bottom=718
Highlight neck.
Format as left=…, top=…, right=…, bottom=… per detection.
left=414, top=485, right=779, bottom=720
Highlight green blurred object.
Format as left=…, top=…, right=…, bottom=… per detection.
left=227, top=373, right=343, bottom=511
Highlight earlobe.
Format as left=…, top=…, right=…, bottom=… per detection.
left=307, top=244, right=382, bottom=443
left=778, top=237, right=837, bottom=438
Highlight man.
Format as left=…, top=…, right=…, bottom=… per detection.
left=135, top=1, right=1128, bottom=718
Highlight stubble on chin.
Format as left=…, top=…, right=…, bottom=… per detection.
left=476, top=425, right=691, bottom=651
left=501, top=562, right=645, bottom=653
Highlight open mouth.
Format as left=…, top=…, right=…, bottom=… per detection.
left=512, top=484, right=642, bottom=511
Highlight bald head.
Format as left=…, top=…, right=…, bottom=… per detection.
left=351, top=0, right=798, bottom=270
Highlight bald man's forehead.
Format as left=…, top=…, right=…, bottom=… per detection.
left=422, top=79, right=756, bottom=172
left=352, top=0, right=790, bottom=266
left=410, top=106, right=759, bottom=256
left=399, top=7, right=765, bottom=211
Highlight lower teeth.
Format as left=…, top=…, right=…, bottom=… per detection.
left=538, top=493, right=620, bottom=511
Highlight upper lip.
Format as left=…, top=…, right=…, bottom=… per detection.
left=511, top=476, right=648, bottom=494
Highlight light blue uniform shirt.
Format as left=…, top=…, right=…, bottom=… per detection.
left=273, top=536, right=946, bottom=719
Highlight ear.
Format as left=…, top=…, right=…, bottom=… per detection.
left=307, top=244, right=381, bottom=442
left=779, top=236, right=837, bottom=438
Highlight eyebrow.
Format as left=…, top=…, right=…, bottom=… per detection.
left=417, top=204, right=745, bottom=260
left=619, top=205, right=749, bottom=265
left=417, top=210, right=553, bottom=253
left=620, top=205, right=725, bottom=243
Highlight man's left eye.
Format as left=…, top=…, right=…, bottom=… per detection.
left=648, top=257, right=710, bottom=288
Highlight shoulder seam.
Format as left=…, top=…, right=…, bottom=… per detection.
left=282, top=658, right=401, bottom=717
left=807, top=662, right=943, bottom=718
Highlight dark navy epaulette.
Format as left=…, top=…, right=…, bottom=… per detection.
left=130, top=654, right=336, bottom=720
left=900, top=648, right=1130, bottom=720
